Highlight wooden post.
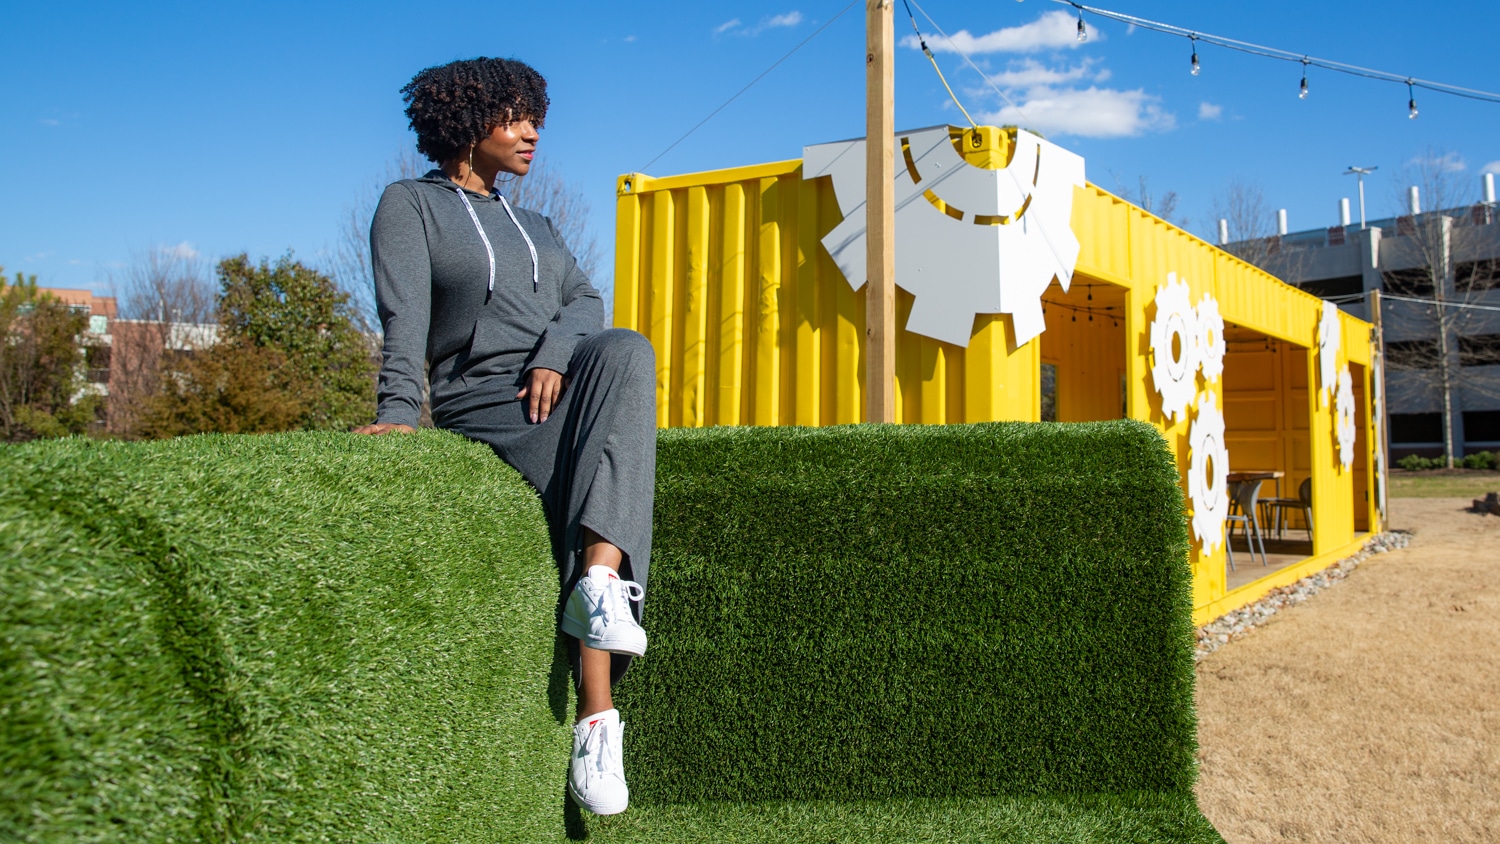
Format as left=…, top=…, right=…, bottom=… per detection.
left=865, top=0, right=896, bottom=423
left=1370, top=289, right=1390, bottom=519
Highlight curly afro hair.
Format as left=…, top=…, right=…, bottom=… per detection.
left=401, top=58, right=550, bottom=164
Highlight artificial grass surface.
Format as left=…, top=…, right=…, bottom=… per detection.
left=619, top=421, right=1200, bottom=806
left=2, top=431, right=570, bottom=843
left=4, top=422, right=1221, bottom=842
left=583, top=793, right=1223, bottom=843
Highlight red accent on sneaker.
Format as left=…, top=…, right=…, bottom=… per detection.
left=589, top=719, right=601, bottom=728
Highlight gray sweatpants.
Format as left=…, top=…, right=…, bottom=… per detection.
left=434, top=328, right=657, bottom=685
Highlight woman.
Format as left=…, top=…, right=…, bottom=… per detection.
left=353, top=57, right=655, bottom=817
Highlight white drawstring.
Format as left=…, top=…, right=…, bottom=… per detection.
left=498, top=194, right=539, bottom=293
left=453, top=187, right=539, bottom=293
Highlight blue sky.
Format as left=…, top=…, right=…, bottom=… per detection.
left=5, top=0, right=1499, bottom=298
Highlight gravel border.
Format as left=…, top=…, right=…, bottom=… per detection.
left=1194, top=530, right=1414, bottom=662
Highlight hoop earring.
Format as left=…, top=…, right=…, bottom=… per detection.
left=466, top=144, right=475, bottom=184
left=496, top=172, right=517, bottom=183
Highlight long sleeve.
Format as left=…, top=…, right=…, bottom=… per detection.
left=370, top=183, right=432, bottom=428
left=526, top=217, right=605, bottom=375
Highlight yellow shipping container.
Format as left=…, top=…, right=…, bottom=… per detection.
left=615, top=127, right=1381, bottom=624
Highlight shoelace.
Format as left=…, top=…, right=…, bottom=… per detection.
left=579, top=719, right=621, bottom=779
left=604, top=579, right=645, bottom=624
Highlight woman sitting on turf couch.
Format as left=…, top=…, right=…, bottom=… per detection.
left=352, top=56, right=655, bottom=817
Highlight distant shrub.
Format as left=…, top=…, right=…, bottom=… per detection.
left=1398, top=454, right=1440, bottom=471
left=1461, top=451, right=1496, bottom=470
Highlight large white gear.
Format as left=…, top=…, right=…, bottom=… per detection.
left=1149, top=273, right=1200, bottom=422
left=1317, top=301, right=1342, bottom=408
left=803, top=126, right=1086, bottom=348
left=1188, top=391, right=1230, bottom=554
left=1196, top=293, right=1226, bottom=383
left=1335, top=365, right=1357, bottom=471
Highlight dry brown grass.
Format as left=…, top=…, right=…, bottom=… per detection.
left=1194, top=498, right=1500, bottom=842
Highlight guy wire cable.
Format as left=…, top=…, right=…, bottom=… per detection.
left=901, top=0, right=977, bottom=128
left=637, top=0, right=860, bottom=174
left=908, top=0, right=1081, bottom=307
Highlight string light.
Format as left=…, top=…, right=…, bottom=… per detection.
left=1076, top=8, right=1087, bottom=42
left=1050, top=2, right=1500, bottom=118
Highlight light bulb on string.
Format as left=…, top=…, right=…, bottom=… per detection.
left=1408, top=80, right=1419, bottom=119
left=1190, top=36, right=1200, bottom=76
left=1076, top=10, right=1087, bottom=42
left=1299, top=59, right=1309, bottom=99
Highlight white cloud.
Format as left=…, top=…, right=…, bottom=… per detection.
left=903, top=10, right=1098, bottom=55
left=721, top=12, right=802, bottom=37
left=1409, top=151, right=1466, bottom=173
left=979, top=87, right=1175, bottom=139
left=623, top=34, right=637, bottom=43
left=1483, top=161, right=1500, bottom=175
left=983, top=58, right=1105, bottom=89
left=1198, top=102, right=1223, bottom=120
left=162, top=242, right=199, bottom=260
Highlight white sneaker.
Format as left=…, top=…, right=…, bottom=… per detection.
left=568, top=708, right=629, bottom=815
left=561, top=566, right=647, bottom=656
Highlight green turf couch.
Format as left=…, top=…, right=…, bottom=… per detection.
left=1, top=423, right=1222, bottom=842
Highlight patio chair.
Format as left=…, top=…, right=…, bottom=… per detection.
left=1261, top=477, right=1313, bottom=541
left=1226, top=479, right=1269, bottom=568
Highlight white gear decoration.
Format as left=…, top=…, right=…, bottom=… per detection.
left=1196, top=293, right=1226, bottom=383
left=1335, top=365, right=1357, bottom=471
left=1188, top=391, right=1231, bottom=554
left=803, top=125, right=1086, bottom=347
left=1149, top=273, right=1200, bottom=422
left=1317, top=301, right=1341, bottom=407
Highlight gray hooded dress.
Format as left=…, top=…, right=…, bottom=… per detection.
left=371, top=171, right=655, bottom=684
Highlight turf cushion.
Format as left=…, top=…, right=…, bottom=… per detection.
left=617, top=421, right=1199, bottom=804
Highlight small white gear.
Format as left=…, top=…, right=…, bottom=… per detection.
left=1196, top=293, right=1226, bottom=383
left=1188, top=391, right=1230, bottom=554
left=1317, top=301, right=1342, bottom=408
left=1149, top=273, right=1200, bottom=423
left=1335, top=365, right=1357, bottom=471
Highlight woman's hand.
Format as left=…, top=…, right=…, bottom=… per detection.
left=352, top=422, right=417, bottom=436
left=517, top=367, right=568, bottom=423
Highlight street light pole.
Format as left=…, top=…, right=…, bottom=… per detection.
left=1344, top=165, right=1377, bottom=229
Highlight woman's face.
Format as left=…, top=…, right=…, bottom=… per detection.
left=477, top=117, right=539, bottom=178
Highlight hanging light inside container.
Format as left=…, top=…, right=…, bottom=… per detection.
left=1076, top=9, right=1087, bottom=42
left=1407, top=80, right=1419, bottom=119
left=1299, top=59, right=1309, bottom=99
left=1190, top=36, right=1201, bottom=76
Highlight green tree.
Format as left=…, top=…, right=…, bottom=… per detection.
left=144, top=254, right=375, bottom=435
left=0, top=269, right=101, bottom=441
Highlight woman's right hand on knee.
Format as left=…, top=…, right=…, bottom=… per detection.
left=351, top=423, right=417, bottom=436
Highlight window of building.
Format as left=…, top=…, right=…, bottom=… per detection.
left=1456, top=258, right=1500, bottom=293
left=1459, top=334, right=1500, bottom=367
left=1390, top=412, right=1443, bottom=443
left=1464, top=410, right=1500, bottom=442
left=1381, top=267, right=1435, bottom=296
left=1385, top=338, right=1441, bottom=370
left=1300, top=275, right=1363, bottom=298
